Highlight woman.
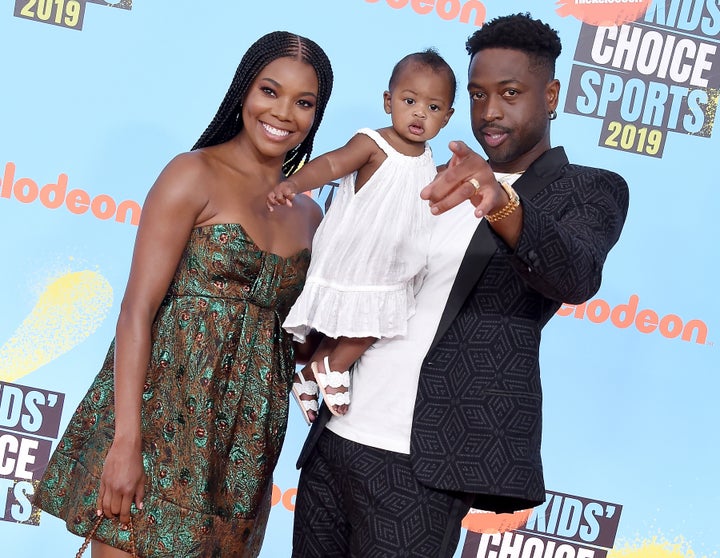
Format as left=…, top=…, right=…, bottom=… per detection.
left=33, top=30, right=334, bottom=558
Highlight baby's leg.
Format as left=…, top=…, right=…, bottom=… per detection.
left=328, top=336, right=376, bottom=373
left=309, top=336, right=340, bottom=367
left=313, top=336, right=376, bottom=416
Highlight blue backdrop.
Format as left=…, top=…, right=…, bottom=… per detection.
left=1, top=1, right=717, bottom=557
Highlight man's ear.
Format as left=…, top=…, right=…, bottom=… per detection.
left=441, top=107, right=455, bottom=127
left=383, top=90, right=392, bottom=114
left=546, top=79, right=561, bottom=112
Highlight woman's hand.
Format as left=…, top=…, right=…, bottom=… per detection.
left=97, top=438, right=146, bottom=525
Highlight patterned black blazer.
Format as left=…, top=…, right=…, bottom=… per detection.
left=410, top=146, right=629, bottom=512
left=297, top=147, right=629, bottom=514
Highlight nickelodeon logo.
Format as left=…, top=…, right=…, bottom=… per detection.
left=0, top=162, right=141, bottom=226
left=271, top=484, right=296, bottom=512
left=557, top=294, right=709, bottom=345
left=271, top=482, right=527, bottom=535
left=365, top=0, right=486, bottom=26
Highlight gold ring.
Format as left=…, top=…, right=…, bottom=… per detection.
left=468, top=177, right=481, bottom=194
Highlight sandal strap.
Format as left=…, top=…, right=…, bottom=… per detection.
left=294, top=367, right=318, bottom=393
left=291, top=371, right=319, bottom=425
left=293, top=382, right=317, bottom=395
left=298, top=398, right=319, bottom=412
left=317, top=371, right=350, bottom=389
left=292, top=371, right=319, bottom=408
left=324, top=392, right=351, bottom=406
left=315, top=356, right=350, bottom=389
left=294, top=378, right=318, bottom=396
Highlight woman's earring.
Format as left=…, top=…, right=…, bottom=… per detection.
left=548, top=109, right=558, bottom=120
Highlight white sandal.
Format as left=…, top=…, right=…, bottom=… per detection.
left=291, top=369, right=318, bottom=426
left=311, top=355, right=351, bottom=417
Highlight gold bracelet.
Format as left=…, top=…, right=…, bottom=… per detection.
left=485, top=180, right=520, bottom=223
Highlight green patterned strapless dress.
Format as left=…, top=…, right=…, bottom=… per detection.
left=34, top=223, right=310, bottom=558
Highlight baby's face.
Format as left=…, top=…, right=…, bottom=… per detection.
left=383, top=64, right=455, bottom=144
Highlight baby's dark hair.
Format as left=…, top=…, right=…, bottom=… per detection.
left=466, top=13, right=561, bottom=78
left=193, top=31, right=334, bottom=176
left=388, top=48, right=457, bottom=106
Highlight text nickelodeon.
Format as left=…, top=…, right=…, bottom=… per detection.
left=558, top=294, right=709, bottom=345
left=563, top=0, right=719, bottom=158
left=0, top=162, right=141, bottom=225
left=365, top=0, right=486, bottom=26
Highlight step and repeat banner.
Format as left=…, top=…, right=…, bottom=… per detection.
left=1, top=1, right=717, bottom=557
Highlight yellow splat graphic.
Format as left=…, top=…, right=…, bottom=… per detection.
left=0, top=270, right=112, bottom=382
left=610, top=535, right=706, bottom=558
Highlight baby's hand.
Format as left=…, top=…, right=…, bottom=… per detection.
left=267, top=181, right=297, bottom=212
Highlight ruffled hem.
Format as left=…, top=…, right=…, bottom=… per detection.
left=282, top=280, right=416, bottom=342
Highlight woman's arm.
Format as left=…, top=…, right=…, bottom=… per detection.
left=97, top=152, right=210, bottom=525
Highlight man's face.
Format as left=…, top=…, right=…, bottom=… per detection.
left=467, top=48, right=559, bottom=172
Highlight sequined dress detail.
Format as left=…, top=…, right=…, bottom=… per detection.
left=33, top=223, right=310, bottom=558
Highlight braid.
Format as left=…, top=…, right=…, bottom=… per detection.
left=465, top=13, right=562, bottom=78
left=282, top=34, right=334, bottom=176
left=192, top=31, right=334, bottom=176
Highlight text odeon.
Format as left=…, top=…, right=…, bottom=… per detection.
left=558, top=294, right=708, bottom=344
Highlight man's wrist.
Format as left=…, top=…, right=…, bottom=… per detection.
left=485, top=181, right=520, bottom=223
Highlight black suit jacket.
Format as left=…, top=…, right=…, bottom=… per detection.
left=297, top=147, right=629, bottom=513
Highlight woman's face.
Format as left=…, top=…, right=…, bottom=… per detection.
left=241, top=56, right=319, bottom=161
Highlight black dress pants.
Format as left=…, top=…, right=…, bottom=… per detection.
left=292, top=429, right=473, bottom=558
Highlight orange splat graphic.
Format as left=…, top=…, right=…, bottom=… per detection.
left=556, top=0, right=652, bottom=26
left=462, top=508, right=532, bottom=534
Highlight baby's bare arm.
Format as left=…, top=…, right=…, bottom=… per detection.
left=267, top=134, right=377, bottom=210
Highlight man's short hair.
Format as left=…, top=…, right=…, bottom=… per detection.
left=466, top=12, right=562, bottom=77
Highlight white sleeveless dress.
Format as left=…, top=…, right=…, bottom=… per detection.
left=283, top=128, right=437, bottom=342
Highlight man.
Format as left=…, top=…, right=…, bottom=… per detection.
left=292, top=12, right=629, bottom=558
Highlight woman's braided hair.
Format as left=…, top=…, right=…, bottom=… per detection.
left=192, top=31, right=334, bottom=176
